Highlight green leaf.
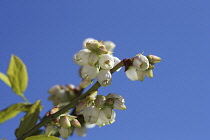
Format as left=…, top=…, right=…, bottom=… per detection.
left=0, top=72, right=12, bottom=87
left=6, top=54, right=28, bottom=96
left=0, top=103, right=31, bottom=124
left=15, top=100, right=42, bottom=138
left=25, top=135, right=62, bottom=140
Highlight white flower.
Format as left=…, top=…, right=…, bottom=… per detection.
left=133, top=54, right=149, bottom=70
left=48, top=85, right=70, bottom=106
left=83, top=105, right=100, bottom=124
left=83, top=38, right=95, bottom=48
left=96, top=109, right=116, bottom=127
left=75, top=126, right=87, bottom=137
left=45, top=124, right=56, bottom=136
left=125, top=66, right=138, bottom=81
left=103, top=41, right=116, bottom=52
left=59, top=127, right=69, bottom=139
left=74, top=49, right=90, bottom=65
left=88, top=52, right=99, bottom=66
left=98, top=54, right=114, bottom=70
left=113, top=56, right=121, bottom=71
left=97, top=69, right=112, bottom=87
left=81, top=64, right=99, bottom=80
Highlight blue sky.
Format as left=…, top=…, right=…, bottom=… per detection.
left=0, top=0, right=210, bottom=140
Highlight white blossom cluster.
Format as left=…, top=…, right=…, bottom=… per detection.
left=48, top=84, right=79, bottom=107
left=74, top=38, right=121, bottom=87
left=126, top=54, right=161, bottom=81
left=76, top=91, right=126, bottom=127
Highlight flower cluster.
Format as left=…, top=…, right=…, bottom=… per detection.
left=74, top=38, right=120, bottom=87
left=126, top=54, right=161, bottom=81
left=45, top=107, right=81, bottom=139
left=76, top=91, right=126, bottom=127
left=45, top=38, right=161, bottom=139
left=48, top=84, right=82, bottom=107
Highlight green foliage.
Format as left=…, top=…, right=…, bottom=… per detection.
left=0, top=103, right=31, bottom=124
left=15, top=100, right=42, bottom=138
left=6, top=54, right=28, bottom=96
left=0, top=72, right=12, bottom=87
left=25, top=135, right=62, bottom=140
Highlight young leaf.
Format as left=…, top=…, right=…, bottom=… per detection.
left=6, top=54, right=28, bottom=96
left=0, top=103, right=31, bottom=124
left=25, top=135, right=62, bottom=140
left=0, top=72, right=12, bottom=87
left=15, top=100, right=42, bottom=138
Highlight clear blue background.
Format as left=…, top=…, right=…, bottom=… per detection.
left=0, top=0, right=210, bottom=140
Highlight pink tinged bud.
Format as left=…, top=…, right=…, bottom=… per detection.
left=146, top=69, right=153, bottom=78
left=103, top=41, right=116, bottom=52
left=74, top=49, right=90, bottom=66
left=88, top=52, right=99, bottom=66
left=98, top=44, right=108, bottom=54
left=59, top=127, right=69, bottom=139
left=83, top=38, right=95, bottom=48
left=113, top=56, right=121, bottom=71
left=71, top=119, right=81, bottom=128
left=97, top=69, right=112, bottom=87
left=136, top=69, right=146, bottom=82
left=49, top=107, right=59, bottom=114
left=60, top=116, right=71, bottom=129
left=80, top=79, right=93, bottom=88
left=133, top=54, right=149, bottom=70
left=98, top=54, right=114, bottom=70
left=83, top=105, right=99, bottom=124
left=75, top=126, right=87, bottom=137
left=81, top=64, right=99, bottom=80
left=147, top=55, right=162, bottom=64
left=95, top=95, right=106, bottom=108
left=125, top=66, right=138, bottom=81
left=113, top=99, right=126, bottom=110
left=76, top=100, right=87, bottom=112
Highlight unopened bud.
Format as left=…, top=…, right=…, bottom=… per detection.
left=98, top=45, right=108, bottom=54
left=80, top=79, right=93, bottom=88
left=60, top=116, right=71, bottom=129
left=146, top=69, right=153, bottom=78
left=76, top=100, right=87, bottom=112
left=71, top=119, right=81, bottom=128
left=147, top=55, right=162, bottom=64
